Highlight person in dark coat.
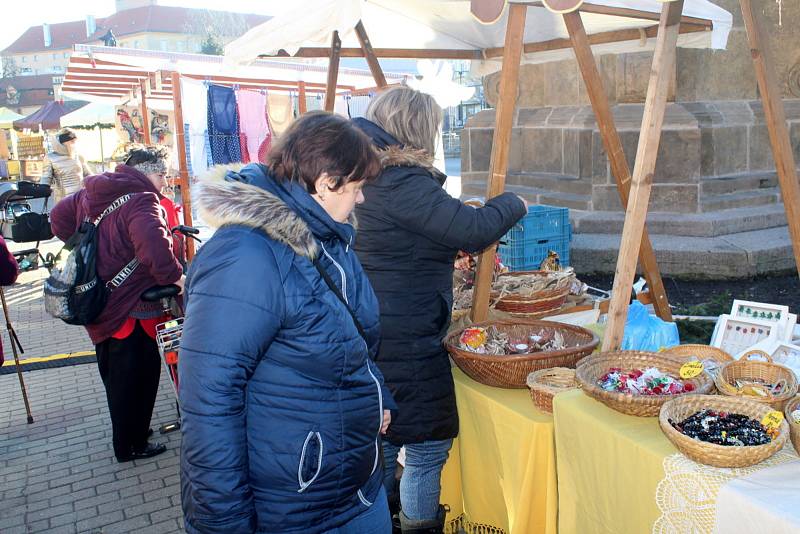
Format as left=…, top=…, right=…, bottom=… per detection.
left=50, top=145, right=183, bottom=462
left=353, top=86, right=528, bottom=533
left=0, top=236, right=19, bottom=366
left=179, top=112, right=397, bottom=534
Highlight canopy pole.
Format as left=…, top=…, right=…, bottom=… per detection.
left=354, top=20, right=388, bottom=88
left=140, top=79, right=152, bottom=144
left=298, top=81, right=308, bottom=114
left=170, top=71, right=195, bottom=261
left=564, top=10, right=672, bottom=322
left=602, top=0, right=684, bottom=351
left=740, top=0, right=800, bottom=278
left=324, top=31, right=342, bottom=112
left=470, top=3, right=528, bottom=323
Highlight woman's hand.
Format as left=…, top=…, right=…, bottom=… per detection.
left=175, top=275, right=186, bottom=294
left=381, top=410, right=391, bottom=434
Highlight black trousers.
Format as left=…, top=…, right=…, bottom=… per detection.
left=95, top=322, right=161, bottom=458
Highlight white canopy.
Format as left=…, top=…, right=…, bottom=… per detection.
left=225, top=0, right=732, bottom=72
left=59, top=102, right=118, bottom=163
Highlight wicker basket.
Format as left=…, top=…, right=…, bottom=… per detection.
left=526, top=367, right=578, bottom=413
left=664, top=344, right=734, bottom=365
left=660, top=394, right=789, bottom=467
left=714, top=351, right=798, bottom=411
left=493, top=271, right=571, bottom=318
left=446, top=320, right=599, bottom=389
left=576, top=351, right=715, bottom=417
left=785, top=395, right=800, bottom=456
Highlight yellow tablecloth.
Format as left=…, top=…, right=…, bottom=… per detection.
left=553, top=389, right=677, bottom=534
left=441, top=368, right=558, bottom=534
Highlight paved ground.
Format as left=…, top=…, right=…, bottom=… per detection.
left=0, top=363, right=185, bottom=533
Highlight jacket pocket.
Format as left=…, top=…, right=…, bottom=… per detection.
left=297, top=431, right=323, bottom=493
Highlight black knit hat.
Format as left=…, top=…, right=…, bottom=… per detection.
left=57, top=128, right=77, bottom=144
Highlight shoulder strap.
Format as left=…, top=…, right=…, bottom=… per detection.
left=93, top=194, right=133, bottom=225
left=313, top=257, right=368, bottom=342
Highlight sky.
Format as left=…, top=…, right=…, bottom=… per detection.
left=0, top=0, right=289, bottom=50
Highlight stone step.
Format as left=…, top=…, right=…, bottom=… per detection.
left=461, top=183, right=592, bottom=211
left=700, top=172, right=778, bottom=195
left=505, top=173, right=593, bottom=196
left=570, top=226, right=795, bottom=278
left=699, top=188, right=779, bottom=212
left=571, top=203, right=789, bottom=237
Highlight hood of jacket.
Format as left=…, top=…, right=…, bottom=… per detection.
left=352, top=117, right=447, bottom=186
left=49, top=136, right=71, bottom=157
left=195, top=163, right=359, bottom=261
left=82, top=164, right=160, bottom=217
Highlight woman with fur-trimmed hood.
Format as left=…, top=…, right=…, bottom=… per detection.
left=179, top=112, right=396, bottom=534
left=353, top=86, right=527, bottom=534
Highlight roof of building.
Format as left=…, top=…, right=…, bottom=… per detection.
left=2, top=5, right=269, bottom=55
left=0, top=75, right=56, bottom=108
left=0, top=74, right=57, bottom=91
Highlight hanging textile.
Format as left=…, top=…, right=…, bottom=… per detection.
left=267, top=92, right=294, bottom=137
left=180, top=78, right=210, bottom=176
left=236, top=89, right=272, bottom=164
left=207, top=84, right=243, bottom=165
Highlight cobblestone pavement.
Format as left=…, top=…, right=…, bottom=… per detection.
left=0, top=363, right=185, bottom=533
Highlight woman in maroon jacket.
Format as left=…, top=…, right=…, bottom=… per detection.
left=50, top=145, right=183, bottom=462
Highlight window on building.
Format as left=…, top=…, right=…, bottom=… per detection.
left=160, top=39, right=168, bottom=51
left=63, top=52, right=69, bottom=58
left=52, top=66, right=63, bottom=73
left=33, top=55, right=38, bottom=61
left=21, top=56, right=26, bottom=63
left=176, top=41, right=185, bottom=52
left=134, top=40, right=140, bottom=49
left=52, top=53, right=57, bottom=59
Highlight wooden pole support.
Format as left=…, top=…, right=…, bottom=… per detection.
left=324, top=31, right=342, bottom=112
left=298, top=81, right=308, bottom=114
left=170, top=72, right=195, bottom=261
left=355, top=20, right=388, bottom=88
left=470, top=3, right=528, bottom=322
left=563, top=11, right=672, bottom=322
left=740, top=0, right=800, bottom=278
left=602, top=0, right=684, bottom=351
left=140, top=78, right=152, bottom=144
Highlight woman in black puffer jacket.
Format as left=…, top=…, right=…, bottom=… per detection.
left=353, top=86, right=527, bottom=534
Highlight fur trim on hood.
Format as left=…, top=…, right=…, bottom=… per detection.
left=378, top=145, right=448, bottom=184
left=194, top=164, right=319, bottom=260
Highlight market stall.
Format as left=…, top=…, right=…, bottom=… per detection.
left=59, top=102, right=117, bottom=170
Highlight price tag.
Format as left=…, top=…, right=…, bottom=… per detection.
left=761, top=411, right=784, bottom=431
left=679, top=361, right=704, bottom=379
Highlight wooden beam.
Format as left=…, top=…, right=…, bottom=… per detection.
left=526, top=1, right=712, bottom=28
left=354, top=20, right=388, bottom=88
left=602, top=0, right=684, bottom=351
left=262, top=47, right=482, bottom=60
left=470, top=2, right=528, bottom=323
left=484, top=22, right=707, bottom=58
left=298, top=81, right=307, bottom=114
left=139, top=79, right=152, bottom=145
left=324, top=31, right=342, bottom=112
left=740, top=0, right=800, bottom=278
left=170, top=72, right=195, bottom=261
left=564, top=11, right=672, bottom=322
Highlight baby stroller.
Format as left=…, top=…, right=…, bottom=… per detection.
left=0, top=181, right=55, bottom=271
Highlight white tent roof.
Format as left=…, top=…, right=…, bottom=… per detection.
left=60, top=102, right=116, bottom=127
left=225, top=0, right=732, bottom=71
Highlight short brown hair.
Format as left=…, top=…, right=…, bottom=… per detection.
left=266, top=111, right=380, bottom=193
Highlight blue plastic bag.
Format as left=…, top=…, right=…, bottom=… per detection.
left=620, top=301, right=680, bottom=351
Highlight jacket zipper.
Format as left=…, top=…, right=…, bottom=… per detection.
left=364, top=348, right=383, bottom=477
left=320, top=242, right=347, bottom=304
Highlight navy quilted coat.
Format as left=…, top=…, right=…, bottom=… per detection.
left=179, top=164, right=395, bottom=533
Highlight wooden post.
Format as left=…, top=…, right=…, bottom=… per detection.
left=470, top=3, right=528, bottom=322
left=324, top=31, right=342, bottom=112
left=564, top=11, right=673, bottom=322
left=602, top=0, right=684, bottom=351
left=740, top=0, right=800, bottom=278
left=298, top=81, right=308, bottom=114
left=170, top=71, right=195, bottom=261
left=354, top=20, right=388, bottom=88
left=140, top=79, right=152, bottom=144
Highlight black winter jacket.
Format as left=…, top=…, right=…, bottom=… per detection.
left=353, top=119, right=527, bottom=444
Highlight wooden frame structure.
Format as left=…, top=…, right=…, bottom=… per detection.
left=280, top=0, right=799, bottom=351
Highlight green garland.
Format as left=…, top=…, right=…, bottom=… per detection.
left=66, top=122, right=115, bottom=130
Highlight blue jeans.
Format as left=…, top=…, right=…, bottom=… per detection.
left=383, top=439, right=453, bottom=521
left=322, top=486, right=392, bottom=534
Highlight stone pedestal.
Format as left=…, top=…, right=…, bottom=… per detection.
left=461, top=1, right=800, bottom=277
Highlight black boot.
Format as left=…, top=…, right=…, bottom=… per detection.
left=399, top=505, right=448, bottom=534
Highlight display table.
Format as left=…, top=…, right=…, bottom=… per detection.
left=441, top=368, right=558, bottom=534
left=553, top=389, right=800, bottom=534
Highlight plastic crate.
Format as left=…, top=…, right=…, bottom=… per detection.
left=506, top=205, right=570, bottom=242
left=498, top=234, right=571, bottom=272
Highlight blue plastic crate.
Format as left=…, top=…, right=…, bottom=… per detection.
left=498, top=234, right=571, bottom=272
left=506, top=205, right=570, bottom=242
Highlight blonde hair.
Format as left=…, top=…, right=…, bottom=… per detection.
left=365, top=86, right=443, bottom=156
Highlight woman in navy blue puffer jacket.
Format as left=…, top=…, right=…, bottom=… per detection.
left=179, top=112, right=396, bottom=534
